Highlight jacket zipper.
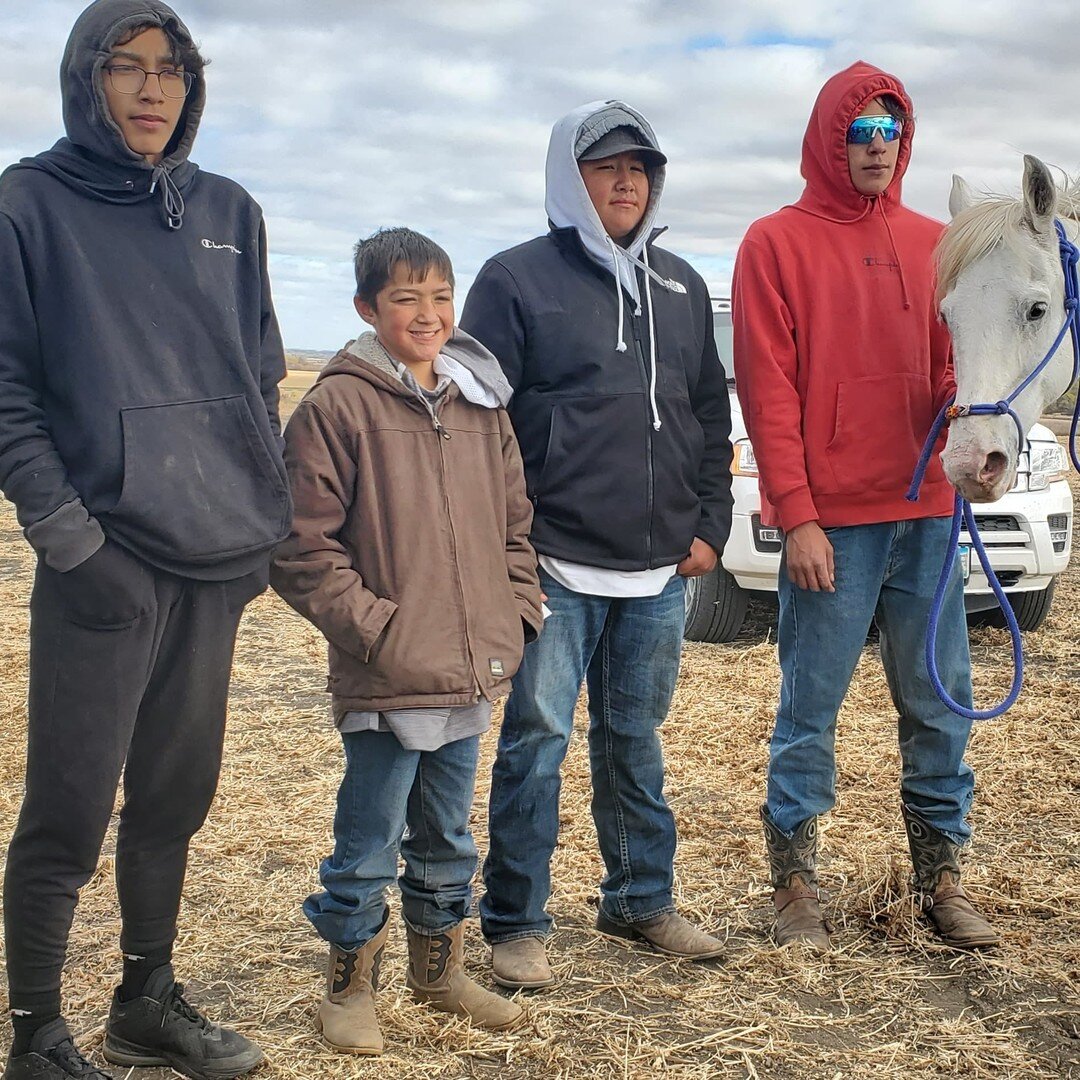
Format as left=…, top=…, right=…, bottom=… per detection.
left=433, top=398, right=485, bottom=697
left=629, top=305, right=656, bottom=566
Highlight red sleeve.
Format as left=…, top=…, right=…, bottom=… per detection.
left=732, top=231, right=818, bottom=532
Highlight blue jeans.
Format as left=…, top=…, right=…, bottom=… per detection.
left=304, top=730, right=480, bottom=951
left=481, top=569, right=685, bottom=941
left=768, top=517, right=975, bottom=845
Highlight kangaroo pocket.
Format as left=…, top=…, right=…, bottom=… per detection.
left=822, top=373, right=933, bottom=495
left=108, top=396, right=290, bottom=564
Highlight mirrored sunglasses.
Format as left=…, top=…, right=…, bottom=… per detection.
left=846, top=115, right=903, bottom=145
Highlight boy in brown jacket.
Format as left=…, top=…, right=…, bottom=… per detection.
left=271, top=228, right=543, bottom=1055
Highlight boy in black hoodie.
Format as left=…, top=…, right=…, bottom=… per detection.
left=0, top=2, right=289, bottom=1077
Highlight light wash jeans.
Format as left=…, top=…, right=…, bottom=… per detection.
left=767, top=517, right=975, bottom=845
left=481, top=569, right=685, bottom=942
left=304, top=730, right=480, bottom=950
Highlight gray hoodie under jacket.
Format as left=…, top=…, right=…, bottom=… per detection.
left=0, top=0, right=290, bottom=580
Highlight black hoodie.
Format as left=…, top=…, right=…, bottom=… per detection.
left=0, top=0, right=290, bottom=580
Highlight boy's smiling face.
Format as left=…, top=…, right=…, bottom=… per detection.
left=354, top=263, right=454, bottom=368
left=102, top=26, right=186, bottom=164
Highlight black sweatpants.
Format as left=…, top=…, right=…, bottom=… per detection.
left=3, top=554, right=259, bottom=1013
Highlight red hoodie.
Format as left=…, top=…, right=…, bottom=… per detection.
left=732, top=61, right=954, bottom=532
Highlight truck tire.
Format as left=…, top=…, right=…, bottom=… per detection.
left=684, top=567, right=749, bottom=643
left=986, top=581, right=1056, bottom=632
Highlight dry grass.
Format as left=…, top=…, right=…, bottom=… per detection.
left=0, top=473, right=1078, bottom=1079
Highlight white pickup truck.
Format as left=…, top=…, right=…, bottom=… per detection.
left=686, top=299, right=1075, bottom=642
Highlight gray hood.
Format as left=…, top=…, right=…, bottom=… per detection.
left=545, top=100, right=667, bottom=308
left=545, top=100, right=686, bottom=431
left=345, top=328, right=512, bottom=409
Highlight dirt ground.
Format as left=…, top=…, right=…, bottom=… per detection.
left=0, top=463, right=1078, bottom=1078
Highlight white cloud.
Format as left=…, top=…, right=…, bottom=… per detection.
left=4, top=0, right=1080, bottom=346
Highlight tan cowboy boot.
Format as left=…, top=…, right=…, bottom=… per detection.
left=595, top=910, right=725, bottom=959
left=315, top=910, right=390, bottom=1055
left=902, top=805, right=999, bottom=949
left=491, top=937, right=555, bottom=989
left=761, top=806, right=833, bottom=951
left=406, top=922, right=523, bottom=1030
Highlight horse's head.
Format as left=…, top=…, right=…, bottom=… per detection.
left=937, top=155, right=1076, bottom=502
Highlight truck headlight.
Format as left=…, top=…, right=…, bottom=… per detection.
left=1027, top=442, right=1068, bottom=491
left=731, top=439, right=758, bottom=477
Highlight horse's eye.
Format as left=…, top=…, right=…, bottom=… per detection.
left=1027, top=301, right=1048, bottom=321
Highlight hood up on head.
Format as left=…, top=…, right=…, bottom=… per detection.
left=794, top=60, right=913, bottom=224
left=546, top=100, right=679, bottom=307
left=10, top=0, right=205, bottom=229
left=545, top=101, right=686, bottom=429
left=794, top=60, right=916, bottom=309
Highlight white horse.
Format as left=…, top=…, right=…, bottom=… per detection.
left=936, top=155, right=1079, bottom=502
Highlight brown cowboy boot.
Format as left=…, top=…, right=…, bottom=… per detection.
left=761, top=806, right=832, bottom=951
left=316, top=909, right=390, bottom=1055
left=902, top=805, right=999, bottom=949
left=491, top=937, right=555, bottom=989
left=406, top=922, right=523, bottom=1030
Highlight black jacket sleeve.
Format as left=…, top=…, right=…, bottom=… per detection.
left=0, top=210, right=104, bottom=570
left=256, top=216, right=286, bottom=440
left=459, top=259, right=528, bottom=391
left=690, top=279, right=734, bottom=557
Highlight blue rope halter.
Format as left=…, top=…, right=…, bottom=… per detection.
left=906, top=219, right=1080, bottom=721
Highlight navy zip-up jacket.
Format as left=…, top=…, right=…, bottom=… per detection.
left=461, top=227, right=734, bottom=570
left=0, top=0, right=290, bottom=580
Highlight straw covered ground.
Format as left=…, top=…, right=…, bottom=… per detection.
left=1, top=469, right=1078, bottom=1079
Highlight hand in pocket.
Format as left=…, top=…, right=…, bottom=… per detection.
left=54, top=540, right=156, bottom=628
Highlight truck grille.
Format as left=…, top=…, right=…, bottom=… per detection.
left=972, top=515, right=1019, bottom=531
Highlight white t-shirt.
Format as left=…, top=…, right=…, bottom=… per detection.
left=539, top=555, right=679, bottom=598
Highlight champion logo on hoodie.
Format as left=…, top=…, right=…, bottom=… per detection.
left=863, top=254, right=899, bottom=271
left=202, top=238, right=243, bottom=255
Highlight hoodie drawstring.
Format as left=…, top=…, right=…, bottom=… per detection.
left=607, top=237, right=629, bottom=353
left=878, top=200, right=911, bottom=310
left=607, top=237, right=672, bottom=431
left=150, top=164, right=185, bottom=230
left=642, top=246, right=662, bottom=431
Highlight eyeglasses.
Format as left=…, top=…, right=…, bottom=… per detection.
left=104, top=64, right=194, bottom=99
left=846, top=115, right=903, bottom=145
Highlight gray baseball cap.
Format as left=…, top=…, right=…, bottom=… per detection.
left=576, top=125, right=667, bottom=166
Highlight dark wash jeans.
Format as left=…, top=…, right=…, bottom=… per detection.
left=767, top=516, right=976, bottom=845
left=304, top=730, right=481, bottom=950
left=4, top=555, right=254, bottom=1015
left=481, top=568, right=685, bottom=942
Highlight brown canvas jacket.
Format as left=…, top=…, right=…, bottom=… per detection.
left=270, top=335, right=543, bottom=716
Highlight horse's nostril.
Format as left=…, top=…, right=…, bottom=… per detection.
left=980, top=451, right=1007, bottom=483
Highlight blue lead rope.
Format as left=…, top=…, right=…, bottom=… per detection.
left=908, top=219, right=1080, bottom=721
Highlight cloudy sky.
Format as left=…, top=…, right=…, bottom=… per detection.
left=3, top=0, right=1080, bottom=349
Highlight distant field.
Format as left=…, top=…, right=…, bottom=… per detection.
left=279, top=370, right=317, bottom=422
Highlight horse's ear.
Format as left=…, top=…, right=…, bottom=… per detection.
left=948, top=174, right=976, bottom=218
left=1022, top=154, right=1056, bottom=233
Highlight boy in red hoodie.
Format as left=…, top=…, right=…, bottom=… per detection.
left=733, top=62, right=997, bottom=952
